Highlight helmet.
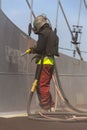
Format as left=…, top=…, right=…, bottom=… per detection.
left=33, top=15, right=48, bottom=33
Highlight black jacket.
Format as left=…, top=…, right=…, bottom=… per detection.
left=31, top=24, right=59, bottom=56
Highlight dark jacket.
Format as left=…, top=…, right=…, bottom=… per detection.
left=31, top=24, right=59, bottom=57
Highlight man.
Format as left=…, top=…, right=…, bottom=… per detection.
left=28, top=15, right=59, bottom=112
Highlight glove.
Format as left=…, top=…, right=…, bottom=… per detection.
left=21, top=49, right=31, bottom=56
left=25, top=49, right=31, bottom=53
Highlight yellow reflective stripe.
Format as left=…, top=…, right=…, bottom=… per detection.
left=37, top=57, right=54, bottom=65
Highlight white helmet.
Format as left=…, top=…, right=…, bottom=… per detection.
left=33, top=15, right=48, bottom=33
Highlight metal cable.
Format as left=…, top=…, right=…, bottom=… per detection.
left=26, top=0, right=36, bottom=18
left=83, top=0, right=87, bottom=9
left=55, top=0, right=60, bottom=32
left=59, top=1, right=83, bottom=60
left=0, top=0, right=1, bottom=9
left=59, top=1, right=72, bottom=37
left=30, top=0, right=33, bottom=25
left=77, top=0, right=82, bottom=26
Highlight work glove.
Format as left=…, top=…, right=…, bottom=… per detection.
left=21, top=48, right=31, bottom=56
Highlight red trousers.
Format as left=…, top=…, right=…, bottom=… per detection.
left=36, top=64, right=55, bottom=110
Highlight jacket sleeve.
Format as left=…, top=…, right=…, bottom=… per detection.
left=30, top=34, right=47, bottom=54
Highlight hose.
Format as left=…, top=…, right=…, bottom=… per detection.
left=53, top=58, right=87, bottom=113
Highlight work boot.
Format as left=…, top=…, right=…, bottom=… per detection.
left=50, top=107, right=55, bottom=112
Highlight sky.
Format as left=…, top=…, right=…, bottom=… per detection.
left=1, top=0, right=87, bottom=61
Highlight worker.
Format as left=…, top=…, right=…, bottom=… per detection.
left=27, top=15, right=59, bottom=112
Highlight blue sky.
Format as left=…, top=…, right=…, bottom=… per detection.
left=1, top=0, right=87, bottom=61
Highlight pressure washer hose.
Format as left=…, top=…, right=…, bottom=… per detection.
left=53, top=58, right=87, bottom=113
